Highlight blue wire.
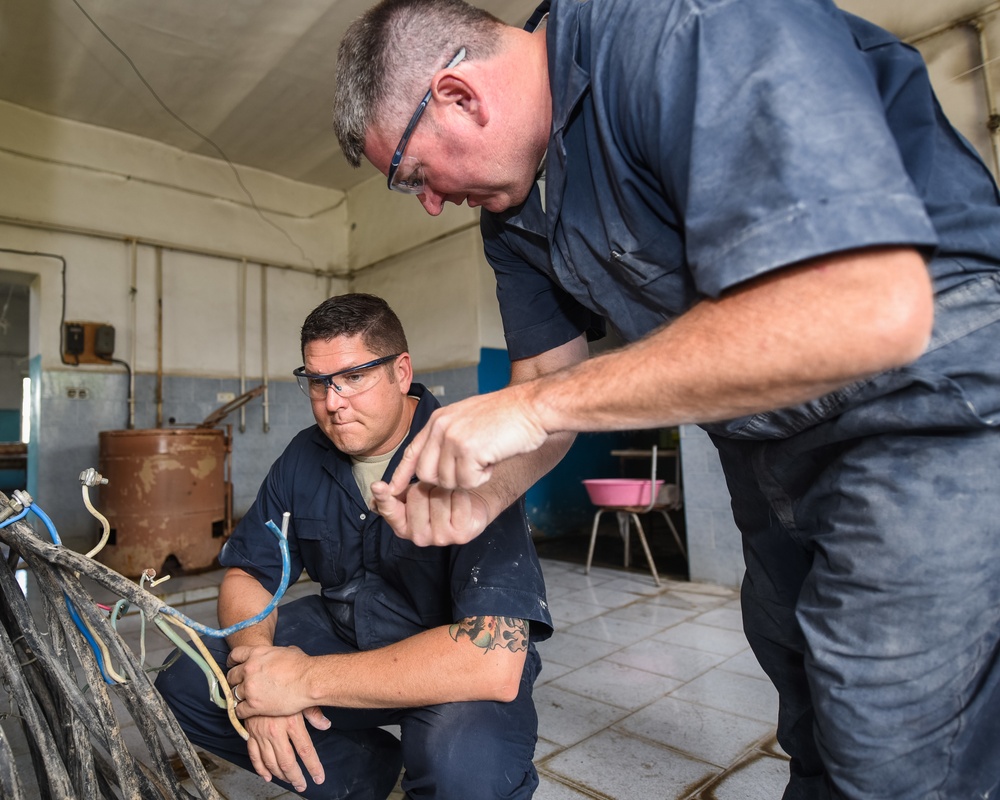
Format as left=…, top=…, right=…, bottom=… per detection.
left=160, top=515, right=291, bottom=638
left=0, top=507, right=29, bottom=528
left=14, top=499, right=113, bottom=683
left=28, top=503, right=62, bottom=545
left=64, top=594, right=115, bottom=685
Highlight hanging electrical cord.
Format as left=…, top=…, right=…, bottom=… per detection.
left=67, top=0, right=315, bottom=269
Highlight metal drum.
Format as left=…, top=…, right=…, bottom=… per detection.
left=95, top=428, right=230, bottom=577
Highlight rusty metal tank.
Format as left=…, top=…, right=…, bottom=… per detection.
left=95, top=428, right=231, bottom=577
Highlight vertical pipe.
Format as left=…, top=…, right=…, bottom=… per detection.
left=972, top=19, right=1000, bottom=179
left=128, top=240, right=137, bottom=429
left=238, top=259, right=247, bottom=434
left=261, top=266, right=270, bottom=433
left=155, top=246, right=163, bottom=428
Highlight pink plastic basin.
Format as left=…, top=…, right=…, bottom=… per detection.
left=583, top=479, right=664, bottom=507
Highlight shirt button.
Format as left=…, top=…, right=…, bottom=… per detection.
left=359, top=513, right=366, bottom=521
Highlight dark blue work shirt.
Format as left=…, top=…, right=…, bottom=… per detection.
left=483, top=0, right=1000, bottom=438
left=219, top=384, right=553, bottom=650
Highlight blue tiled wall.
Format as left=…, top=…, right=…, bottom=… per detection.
left=679, top=425, right=745, bottom=588
left=412, top=365, right=479, bottom=405
left=33, top=369, right=313, bottom=549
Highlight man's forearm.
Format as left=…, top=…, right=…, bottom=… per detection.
left=526, top=247, right=934, bottom=435
left=306, top=618, right=528, bottom=707
left=219, top=568, right=278, bottom=649
left=230, top=616, right=530, bottom=716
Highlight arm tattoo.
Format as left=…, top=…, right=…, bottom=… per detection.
left=449, top=616, right=528, bottom=653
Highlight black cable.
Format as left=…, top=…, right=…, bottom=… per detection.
left=68, top=0, right=314, bottom=268
left=0, top=247, right=74, bottom=367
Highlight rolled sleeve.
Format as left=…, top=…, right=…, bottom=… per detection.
left=449, top=500, right=554, bottom=641
left=634, top=0, right=938, bottom=296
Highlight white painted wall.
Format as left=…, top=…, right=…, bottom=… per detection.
left=0, top=100, right=350, bottom=377
left=352, top=226, right=484, bottom=370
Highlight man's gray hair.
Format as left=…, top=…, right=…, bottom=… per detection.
left=333, top=0, right=506, bottom=167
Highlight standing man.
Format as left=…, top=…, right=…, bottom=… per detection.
left=333, top=1, right=1000, bottom=798
left=156, top=294, right=552, bottom=800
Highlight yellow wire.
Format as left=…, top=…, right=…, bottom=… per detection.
left=79, top=608, right=129, bottom=684
left=82, top=485, right=111, bottom=559
left=160, top=616, right=249, bottom=741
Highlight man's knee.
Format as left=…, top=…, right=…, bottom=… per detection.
left=403, top=706, right=538, bottom=799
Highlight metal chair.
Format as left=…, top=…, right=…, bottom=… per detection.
left=585, top=444, right=685, bottom=586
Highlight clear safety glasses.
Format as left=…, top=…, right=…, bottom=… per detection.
left=293, top=354, right=401, bottom=399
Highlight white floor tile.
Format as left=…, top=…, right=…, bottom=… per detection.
left=550, top=659, right=680, bottom=711
left=535, top=631, right=622, bottom=669
left=703, top=753, right=791, bottom=800
left=653, top=621, right=750, bottom=657
left=617, top=695, right=774, bottom=768
left=534, top=684, right=631, bottom=748
left=669, top=669, right=779, bottom=725
left=607, top=639, right=728, bottom=682
left=544, top=729, right=720, bottom=800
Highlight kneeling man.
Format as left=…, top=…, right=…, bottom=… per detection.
left=156, top=293, right=551, bottom=800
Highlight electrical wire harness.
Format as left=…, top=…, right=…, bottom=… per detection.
left=0, top=477, right=291, bottom=799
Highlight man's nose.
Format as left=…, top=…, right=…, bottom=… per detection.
left=324, top=386, right=349, bottom=410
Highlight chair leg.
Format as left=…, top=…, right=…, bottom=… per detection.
left=617, top=512, right=631, bottom=568
left=658, top=509, right=687, bottom=560
left=585, top=510, right=603, bottom=575
left=629, top=513, right=661, bottom=587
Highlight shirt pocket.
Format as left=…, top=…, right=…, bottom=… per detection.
left=388, top=534, right=449, bottom=563
left=294, top=518, right=345, bottom=586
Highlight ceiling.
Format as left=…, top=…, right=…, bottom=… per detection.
left=0, top=0, right=992, bottom=194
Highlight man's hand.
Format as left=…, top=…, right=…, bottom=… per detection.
left=227, top=644, right=315, bottom=719
left=242, top=711, right=330, bottom=793
left=370, top=479, right=492, bottom=546
left=381, top=384, right=550, bottom=493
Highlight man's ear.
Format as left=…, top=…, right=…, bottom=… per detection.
left=395, top=352, right=413, bottom=394
left=431, top=72, right=490, bottom=126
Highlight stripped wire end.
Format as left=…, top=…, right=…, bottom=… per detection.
left=79, top=468, right=112, bottom=559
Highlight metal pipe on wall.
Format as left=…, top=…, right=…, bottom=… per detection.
left=261, top=266, right=270, bottom=434
left=0, top=215, right=342, bottom=279
left=238, top=259, right=247, bottom=434
left=906, top=4, right=1000, bottom=183
left=155, top=246, right=163, bottom=429
left=128, top=239, right=137, bottom=429
left=971, top=19, right=1000, bottom=179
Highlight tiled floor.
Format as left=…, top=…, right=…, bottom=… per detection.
left=3, top=557, right=788, bottom=799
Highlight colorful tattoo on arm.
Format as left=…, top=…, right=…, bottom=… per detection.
left=449, top=616, right=528, bottom=653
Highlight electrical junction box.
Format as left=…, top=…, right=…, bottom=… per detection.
left=63, top=322, right=116, bottom=365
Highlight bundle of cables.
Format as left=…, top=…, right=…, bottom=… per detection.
left=0, top=472, right=291, bottom=800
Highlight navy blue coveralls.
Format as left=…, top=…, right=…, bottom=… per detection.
left=483, top=0, right=1000, bottom=797
left=156, top=385, right=553, bottom=800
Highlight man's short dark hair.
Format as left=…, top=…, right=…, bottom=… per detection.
left=300, top=293, right=409, bottom=360
left=333, top=0, right=505, bottom=167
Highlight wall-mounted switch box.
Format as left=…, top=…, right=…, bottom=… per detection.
left=94, top=324, right=115, bottom=358
left=65, top=323, right=85, bottom=356
left=63, top=321, right=117, bottom=365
